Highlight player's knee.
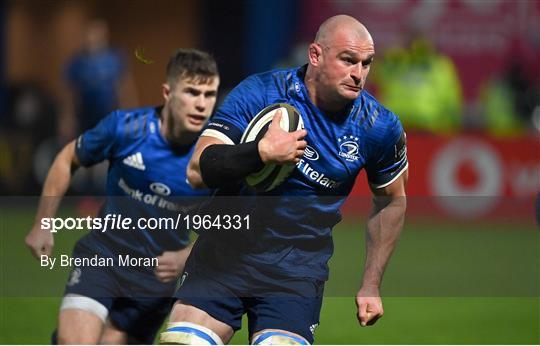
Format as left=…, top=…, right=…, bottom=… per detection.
left=160, top=322, right=223, bottom=345
left=252, top=330, right=310, bottom=345
left=58, top=294, right=107, bottom=344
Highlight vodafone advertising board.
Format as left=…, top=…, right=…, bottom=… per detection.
left=347, top=134, right=540, bottom=219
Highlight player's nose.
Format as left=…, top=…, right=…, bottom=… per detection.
left=350, top=64, right=362, bottom=84
left=195, top=95, right=206, bottom=111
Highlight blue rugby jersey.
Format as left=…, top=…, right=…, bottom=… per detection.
left=75, top=106, right=211, bottom=260
left=198, top=66, right=408, bottom=280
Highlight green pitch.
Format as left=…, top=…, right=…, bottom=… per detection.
left=1, top=206, right=538, bottom=344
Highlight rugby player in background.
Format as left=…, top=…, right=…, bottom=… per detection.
left=161, top=15, right=408, bottom=345
left=25, top=49, right=219, bottom=344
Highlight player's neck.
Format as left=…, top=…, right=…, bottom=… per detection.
left=305, top=83, right=350, bottom=115
left=305, top=69, right=350, bottom=114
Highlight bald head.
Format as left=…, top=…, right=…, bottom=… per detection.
left=305, top=15, right=376, bottom=112
left=314, top=15, right=372, bottom=47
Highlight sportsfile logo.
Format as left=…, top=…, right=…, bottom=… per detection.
left=338, top=135, right=360, bottom=162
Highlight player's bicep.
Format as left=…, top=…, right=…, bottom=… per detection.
left=366, top=129, right=408, bottom=190
left=371, top=167, right=408, bottom=197
left=65, top=140, right=81, bottom=170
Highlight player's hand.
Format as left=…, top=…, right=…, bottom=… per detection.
left=355, top=285, right=384, bottom=327
left=258, top=110, right=307, bottom=165
left=155, top=248, right=190, bottom=283
left=25, top=224, right=54, bottom=259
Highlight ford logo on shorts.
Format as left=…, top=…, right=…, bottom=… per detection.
left=150, top=182, right=171, bottom=196
left=304, top=145, right=320, bottom=161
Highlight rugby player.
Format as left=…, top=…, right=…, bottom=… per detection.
left=161, top=15, right=408, bottom=345
left=25, top=49, right=219, bottom=344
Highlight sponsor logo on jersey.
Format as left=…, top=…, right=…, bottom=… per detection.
left=309, top=323, right=319, bottom=335
left=297, top=159, right=341, bottom=189
left=176, top=271, right=188, bottom=291
left=338, top=135, right=360, bottom=162
left=395, top=131, right=407, bottom=160
left=150, top=182, right=171, bottom=196
left=123, top=152, right=146, bottom=170
left=118, top=178, right=181, bottom=211
left=67, top=268, right=82, bottom=286
left=303, top=145, right=320, bottom=161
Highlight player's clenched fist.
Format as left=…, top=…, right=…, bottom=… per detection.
left=25, top=223, right=54, bottom=259
left=355, top=285, right=384, bottom=327
left=258, top=110, right=307, bottom=165
left=154, top=247, right=191, bottom=283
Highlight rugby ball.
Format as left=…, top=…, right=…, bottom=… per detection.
left=240, top=103, right=304, bottom=192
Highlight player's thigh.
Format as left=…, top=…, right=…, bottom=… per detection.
left=57, top=308, right=104, bottom=344
left=171, top=261, right=247, bottom=342
left=169, top=300, right=235, bottom=343
left=100, top=318, right=128, bottom=345
left=246, top=279, right=324, bottom=344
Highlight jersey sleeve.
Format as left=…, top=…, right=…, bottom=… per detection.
left=75, top=111, right=120, bottom=166
left=202, top=75, right=266, bottom=144
left=365, top=115, right=408, bottom=189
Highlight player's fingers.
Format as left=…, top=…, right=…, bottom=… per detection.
left=270, top=110, right=283, bottom=130
left=293, top=129, right=307, bottom=140
left=297, top=140, right=307, bottom=150
left=366, top=314, right=382, bottom=326
left=156, top=263, right=174, bottom=272
left=43, top=244, right=53, bottom=257
left=358, top=302, right=369, bottom=327
left=156, top=271, right=176, bottom=283
left=296, top=150, right=305, bottom=158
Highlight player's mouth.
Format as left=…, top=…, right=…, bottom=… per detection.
left=343, top=85, right=361, bottom=92
left=187, top=114, right=207, bottom=125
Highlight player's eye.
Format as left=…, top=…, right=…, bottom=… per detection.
left=341, top=57, right=355, bottom=65
left=186, top=88, right=201, bottom=96
left=362, top=57, right=374, bottom=67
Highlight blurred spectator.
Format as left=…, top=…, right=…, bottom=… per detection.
left=0, top=83, right=58, bottom=194
left=373, top=33, right=463, bottom=134
left=59, top=19, right=137, bottom=142
left=479, top=61, right=540, bottom=137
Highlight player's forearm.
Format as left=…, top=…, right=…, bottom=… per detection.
left=361, top=196, right=406, bottom=288
left=187, top=157, right=206, bottom=189
left=198, top=142, right=264, bottom=188
left=34, top=141, right=79, bottom=222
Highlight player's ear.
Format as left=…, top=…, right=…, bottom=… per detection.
left=162, top=83, right=171, bottom=102
left=308, top=43, right=322, bottom=66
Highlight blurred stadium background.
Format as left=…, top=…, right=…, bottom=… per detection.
left=1, top=0, right=538, bottom=344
